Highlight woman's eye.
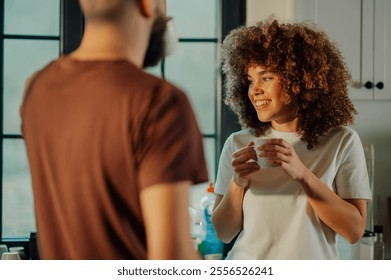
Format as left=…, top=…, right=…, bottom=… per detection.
left=263, top=76, right=273, bottom=81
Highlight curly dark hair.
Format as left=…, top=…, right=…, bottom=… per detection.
left=222, top=19, right=356, bottom=149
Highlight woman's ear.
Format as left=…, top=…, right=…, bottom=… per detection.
left=135, top=0, right=153, bottom=18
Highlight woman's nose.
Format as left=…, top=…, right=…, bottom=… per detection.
left=251, top=82, right=263, bottom=96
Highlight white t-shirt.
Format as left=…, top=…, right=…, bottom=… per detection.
left=214, top=126, right=372, bottom=260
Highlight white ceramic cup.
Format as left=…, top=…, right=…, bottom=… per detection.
left=0, top=244, right=9, bottom=259
left=254, top=138, right=278, bottom=168
left=1, top=252, right=21, bottom=260
left=9, top=246, right=26, bottom=260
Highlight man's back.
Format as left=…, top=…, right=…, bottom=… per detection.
left=21, top=56, right=207, bottom=259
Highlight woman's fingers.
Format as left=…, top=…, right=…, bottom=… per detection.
left=232, top=152, right=256, bottom=166
left=232, top=142, right=257, bottom=165
left=232, top=141, right=259, bottom=186
left=238, top=167, right=260, bottom=178
left=234, top=160, right=259, bottom=171
left=232, top=142, right=255, bottom=157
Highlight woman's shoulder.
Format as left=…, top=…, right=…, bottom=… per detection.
left=229, top=128, right=256, bottom=142
left=322, top=126, right=361, bottom=147
left=227, top=128, right=256, bottom=150
left=231, top=128, right=254, bottom=137
left=328, top=126, right=358, bottom=138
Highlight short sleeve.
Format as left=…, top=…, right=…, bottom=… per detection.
left=334, top=131, right=372, bottom=199
left=20, top=71, right=41, bottom=133
left=214, top=134, right=235, bottom=195
left=137, top=84, right=208, bottom=189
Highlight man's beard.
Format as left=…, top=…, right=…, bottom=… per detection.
left=143, top=15, right=168, bottom=68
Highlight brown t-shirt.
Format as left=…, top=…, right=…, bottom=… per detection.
left=20, top=56, right=208, bottom=259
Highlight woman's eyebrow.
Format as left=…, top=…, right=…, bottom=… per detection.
left=247, top=69, right=273, bottom=78
left=257, top=70, right=271, bottom=75
left=247, top=70, right=269, bottom=76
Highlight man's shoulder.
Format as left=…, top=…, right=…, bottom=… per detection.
left=114, top=63, right=185, bottom=97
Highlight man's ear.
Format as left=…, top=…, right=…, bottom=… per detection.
left=135, top=0, right=153, bottom=18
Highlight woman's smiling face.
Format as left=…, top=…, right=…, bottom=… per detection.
left=247, top=65, right=298, bottom=131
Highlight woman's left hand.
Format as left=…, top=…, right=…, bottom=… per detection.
left=258, top=138, right=307, bottom=181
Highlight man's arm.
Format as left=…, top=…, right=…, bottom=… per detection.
left=140, top=180, right=201, bottom=259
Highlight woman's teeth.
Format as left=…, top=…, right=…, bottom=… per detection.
left=255, top=100, right=271, bottom=107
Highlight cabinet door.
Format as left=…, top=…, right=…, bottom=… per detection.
left=374, top=0, right=391, bottom=100
left=301, top=0, right=374, bottom=100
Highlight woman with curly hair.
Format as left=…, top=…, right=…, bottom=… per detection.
left=211, top=19, right=371, bottom=259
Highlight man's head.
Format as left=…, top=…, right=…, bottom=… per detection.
left=78, top=0, right=169, bottom=67
left=78, top=0, right=131, bottom=20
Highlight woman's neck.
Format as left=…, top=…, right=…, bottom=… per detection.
left=271, top=117, right=299, bottom=132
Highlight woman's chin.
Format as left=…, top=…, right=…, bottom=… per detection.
left=256, top=114, right=271, bottom=123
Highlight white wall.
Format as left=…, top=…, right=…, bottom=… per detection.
left=351, top=100, right=391, bottom=259
left=247, top=0, right=391, bottom=258
left=246, top=0, right=303, bottom=25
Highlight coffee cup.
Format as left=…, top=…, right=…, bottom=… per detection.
left=9, top=246, right=26, bottom=260
left=1, top=252, right=21, bottom=260
left=254, top=138, right=278, bottom=168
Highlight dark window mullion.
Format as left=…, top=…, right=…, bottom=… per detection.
left=0, top=0, right=4, bottom=240
left=202, top=134, right=217, bottom=138
left=179, top=38, right=218, bottom=43
left=3, top=135, right=23, bottom=139
left=3, top=34, right=60, bottom=40
left=220, top=0, right=246, bottom=153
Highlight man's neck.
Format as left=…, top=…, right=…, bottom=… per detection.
left=70, top=20, right=150, bottom=68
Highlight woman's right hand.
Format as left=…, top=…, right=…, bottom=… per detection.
left=231, top=141, right=260, bottom=187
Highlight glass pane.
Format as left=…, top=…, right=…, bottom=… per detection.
left=3, top=39, right=59, bottom=135
left=203, top=138, right=216, bottom=181
left=2, top=139, right=36, bottom=238
left=165, top=43, right=216, bottom=135
left=4, top=0, right=60, bottom=36
left=167, top=0, right=218, bottom=38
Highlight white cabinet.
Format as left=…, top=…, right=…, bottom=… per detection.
left=300, top=0, right=391, bottom=100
